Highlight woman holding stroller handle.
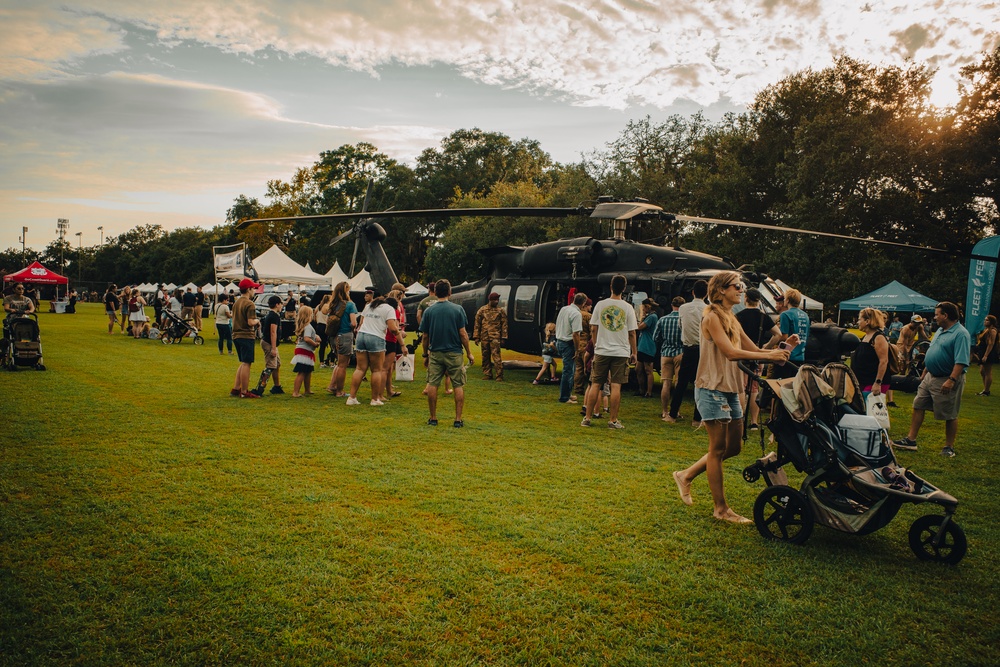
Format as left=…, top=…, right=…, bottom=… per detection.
left=851, top=308, right=891, bottom=400
left=673, top=271, right=795, bottom=525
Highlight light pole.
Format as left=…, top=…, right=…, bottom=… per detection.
left=98, top=226, right=104, bottom=245
left=19, top=226, right=27, bottom=264
left=75, top=231, right=82, bottom=283
left=56, top=218, right=69, bottom=300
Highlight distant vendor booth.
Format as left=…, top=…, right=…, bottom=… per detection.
left=837, top=280, right=938, bottom=323
left=3, top=262, right=69, bottom=311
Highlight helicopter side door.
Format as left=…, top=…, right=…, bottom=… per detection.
left=490, top=281, right=548, bottom=355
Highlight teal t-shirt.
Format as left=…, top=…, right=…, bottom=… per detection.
left=638, top=313, right=659, bottom=356
left=419, top=300, right=467, bottom=353
left=779, top=308, right=810, bottom=361
left=338, top=301, right=358, bottom=335
left=923, top=323, right=971, bottom=377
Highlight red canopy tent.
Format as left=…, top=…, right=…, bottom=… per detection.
left=3, top=261, right=69, bottom=285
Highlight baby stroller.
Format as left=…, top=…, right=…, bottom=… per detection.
left=1, top=313, right=46, bottom=371
left=159, top=309, right=204, bottom=345
left=739, top=362, right=966, bottom=564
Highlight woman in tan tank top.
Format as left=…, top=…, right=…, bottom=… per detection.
left=673, top=271, right=797, bottom=525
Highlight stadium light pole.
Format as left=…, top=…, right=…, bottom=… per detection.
left=56, top=218, right=69, bottom=300
left=75, top=231, right=82, bottom=283
left=19, top=226, right=27, bottom=264
left=98, top=226, right=104, bottom=245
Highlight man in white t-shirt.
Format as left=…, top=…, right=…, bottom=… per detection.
left=582, top=275, right=638, bottom=430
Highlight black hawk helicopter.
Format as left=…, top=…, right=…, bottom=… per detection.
left=243, top=196, right=955, bottom=365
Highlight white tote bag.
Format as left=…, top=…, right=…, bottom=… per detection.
left=395, top=355, right=415, bottom=382
left=865, top=393, right=891, bottom=431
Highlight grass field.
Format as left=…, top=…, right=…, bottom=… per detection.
left=2, top=303, right=998, bottom=666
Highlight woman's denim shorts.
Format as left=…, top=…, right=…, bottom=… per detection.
left=355, top=332, right=386, bottom=353
left=694, top=387, right=744, bottom=422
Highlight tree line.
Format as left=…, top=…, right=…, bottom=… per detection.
left=4, top=51, right=998, bottom=314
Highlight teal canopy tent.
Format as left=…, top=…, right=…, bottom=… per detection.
left=838, top=280, right=938, bottom=321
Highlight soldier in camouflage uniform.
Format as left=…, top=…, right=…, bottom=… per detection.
left=573, top=298, right=593, bottom=397
left=473, top=292, right=508, bottom=380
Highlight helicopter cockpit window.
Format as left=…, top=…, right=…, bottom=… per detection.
left=514, top=285, right=538, bottom=322
left=491, top=284, right=511, bottom=310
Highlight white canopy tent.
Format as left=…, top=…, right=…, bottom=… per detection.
left=349, top=268, right=372, bottom=291
left=324, top=261, right=350, bottom=286
left=759, top=278, right=823, bottom=313
left=405, top=281, right=427, bottom=295
left=232, top=245, right=330, bottom=286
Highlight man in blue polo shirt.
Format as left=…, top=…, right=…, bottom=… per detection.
left=893, top=301, right=971, bottom=458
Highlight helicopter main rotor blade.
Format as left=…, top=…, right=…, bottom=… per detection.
left=361, top=178, right=373, bottom=214
left=329, top=227, right=356, bottom=246
left=246, top=207, right=588, bottom=225
left=349, top=235, right=361, bottom=278
left=674, top=214, right=953, bottom=256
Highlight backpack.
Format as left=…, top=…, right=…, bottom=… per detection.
left=877, top=333, right=904, bottom=375
left=128, top=297, right=140, bottom=313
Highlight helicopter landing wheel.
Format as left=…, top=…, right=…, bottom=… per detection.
left=753, top=485, right=814, bottom=545
left=909, top=515, right=966, bottom=565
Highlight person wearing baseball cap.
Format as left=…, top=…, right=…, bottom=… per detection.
left=230, top=278, right=262, bottom=397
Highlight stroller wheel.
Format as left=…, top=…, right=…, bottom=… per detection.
left=742, top=465, right=761, bottom=483
left=194, top=335, right=204, bottom=346
left=35, top=364, right=46, bottom=371
left=161, top=335, right=172, bottom=345
left=909, top=515, right=967, bottom=565
left=753, top=485, right=814, bottom=545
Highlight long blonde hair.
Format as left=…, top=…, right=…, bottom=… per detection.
left=859, top=307, right=886, bottom=331
left=704, top=271, right=742, bottom=346
left=295, top=306, right=314, bottom=338
left=316, top=294, right=332, bottom=315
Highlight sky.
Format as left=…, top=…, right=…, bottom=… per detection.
left=1, top=0, right=997, bottom=254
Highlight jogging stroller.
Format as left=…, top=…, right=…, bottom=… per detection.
left=739, top=361, right=966, bottom=564
left=1, top=313, right=46, bottom=371
left=159, top=309, right=204, bottom=345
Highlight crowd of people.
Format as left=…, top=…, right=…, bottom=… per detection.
left=44, top=269, right=991, bottom=526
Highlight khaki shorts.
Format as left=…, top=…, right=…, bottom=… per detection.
left=661, top=354, right=682, bottom=382
left=261, top=340, right=281, bottom=370
left=591, top=354, right=628, bottom=385
left=913, top=374, right=964, bottom=421
left=427, top=351, right=466, bottom=388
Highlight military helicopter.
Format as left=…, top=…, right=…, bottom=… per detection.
left=243, top=195, right=956, bottom=365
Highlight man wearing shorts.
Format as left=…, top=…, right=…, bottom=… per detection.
left=103, top=284, right=120, bottom=334
left=893, top=301, right=971, bottom=458
left=419, top=280, right=474, bottom=427
left=582, top=274, right=637, bottom=430
left=230, top=278, right=262, bottom=398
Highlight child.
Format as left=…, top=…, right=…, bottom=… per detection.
left=533, top=322, right=558, bottom=385
left=291, top=306, right=320, bottom=397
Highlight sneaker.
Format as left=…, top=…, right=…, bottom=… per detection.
left=370, top=399, right=385, bottom=406
left=564, top=398, right=578, bottom=405
left=748, top=423, right=759, bottom=431
left=580, top=417, right=592, bottom=427
left=249, top=388, right=264, bottom=397
left=977, top=390, right=991, bottom=397
left=893, top=437, right=918, bottom=451
left=427, top=418, right=438, bottom=426
left=240, top=391, right=260, bottom=399
left=270, top=385, right=285, bottom=395
left=608, top=420, right=625, bottom=429
left=453, top=420, right=464, bottom=428
left=941, top=446, right=956, bottom=458
left=345, top=397, right=360, bottom=405
left=886, top=401, right=898, bottom=407
left=532, top=380, right=540, bottom=385
left=592, top=411, right=603, bottom=419
left=230, top=389, right=241, bottom=397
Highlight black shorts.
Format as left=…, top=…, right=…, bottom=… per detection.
left=235, top=338, right=255, bottom=364
left=637, top=351, right=657, bottom=365
left=386, top=339, right=403, bottom=355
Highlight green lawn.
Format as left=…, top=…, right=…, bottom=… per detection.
left=2, top=304, right=998, bottom=666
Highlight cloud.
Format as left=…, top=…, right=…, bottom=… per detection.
left=3, top=1, right=997, bottom=108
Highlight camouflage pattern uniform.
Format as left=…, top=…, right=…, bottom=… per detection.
left=473, top=302, right=508, bottom=380
left=573, top=309, right=592, bottom=396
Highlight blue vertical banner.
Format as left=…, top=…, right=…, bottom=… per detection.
left=965, top=236, right=1000, bottom=335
